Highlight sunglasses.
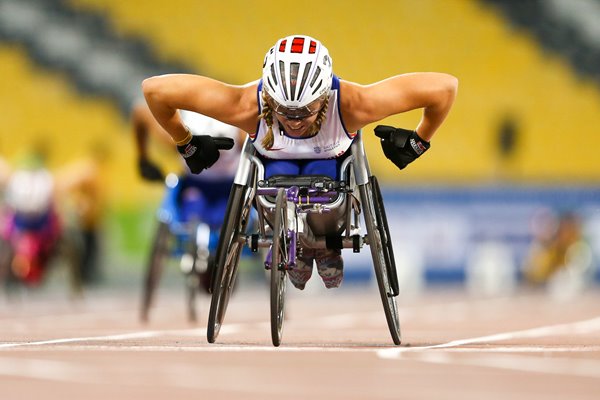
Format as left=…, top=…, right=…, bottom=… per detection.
left=266, top=94, right=326, bottom=120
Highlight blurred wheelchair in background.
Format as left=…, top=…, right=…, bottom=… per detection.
left=140, top=173, right=230, bottom=323
left=207, top=131, right=401, bottom=346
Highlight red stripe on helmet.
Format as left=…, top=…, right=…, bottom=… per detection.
left=309, top=41, right=316, bottom=54
left=278, top=40, right=287, bottom=52
left=291, top=37, right=305, bottom=53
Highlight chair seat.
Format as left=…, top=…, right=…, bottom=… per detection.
left=259, top=175, right=349, bottom=193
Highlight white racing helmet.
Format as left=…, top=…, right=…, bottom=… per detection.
left=262, top=35, right=333, bottom=116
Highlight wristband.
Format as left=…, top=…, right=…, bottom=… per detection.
left=175, top=127, right=192, bottom=146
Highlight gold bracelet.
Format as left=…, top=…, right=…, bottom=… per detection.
left=175, top=127, right=192, bottom=146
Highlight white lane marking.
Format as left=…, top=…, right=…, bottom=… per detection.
left=377, top=316, right=600, bottom=378
left=2, top=315, right=600, bottom=352
left=3, top=345, right=380, bottom=352
left=2, top=315, right=600, bottom=383
left=383, top=315, right=600, bottom=355
left=0, top=329, right=201, bottom=349
left=0, top=323, right=264, bottom=349
left=8, top=344, right=600, bottom=353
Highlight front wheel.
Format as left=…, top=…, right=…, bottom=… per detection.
left=270, top=188, right=289, bottom=347
left=359, top=178, right=401, bottom=345
left=371, top=176, right=399, bottom=296
left=207, top=183, right=254, bottom=343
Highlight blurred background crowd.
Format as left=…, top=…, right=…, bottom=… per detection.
left=0, top=0, right=599, bottom=296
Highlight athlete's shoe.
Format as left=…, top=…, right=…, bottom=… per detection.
left=287, top=249, right=314, bottom=290
left=315, top=249, right=343, bottom=288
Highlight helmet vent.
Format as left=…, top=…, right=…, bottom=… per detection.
left=296, top=62, right=311, bottom=101
left=290, top=62, right=300, bottom=101
left=309, top=66, right=321, bottom=88
left=278, top=60, right=289, bottom=100
left=267, top=77, right=276, bottom=93
left=270, top=64, right=277, bottom=85
left=311, top=80, right=323, bottom=96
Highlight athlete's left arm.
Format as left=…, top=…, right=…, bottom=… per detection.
left=340, top=72, right=458, bottom=140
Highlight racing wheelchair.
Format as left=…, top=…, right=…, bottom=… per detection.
left=207, top=131, right=401, bottom=346
left=140, top=173, right=221, bottom=323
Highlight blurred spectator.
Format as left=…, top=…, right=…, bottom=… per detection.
left=0, top=156, right=10, bottom=191
left=497, top=113, right=519, bottom=160
left=0, top=144, right=65, bottom=288
left=493, top=112, right=521, bottom=180
left=55, top=141, right=110, bottom=285
left=523, top=209, right=591, bottom=285
left=0, top=140, right=11, bottom=245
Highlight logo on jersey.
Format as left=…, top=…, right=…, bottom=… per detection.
left=313, top=146, right=322, bottom=154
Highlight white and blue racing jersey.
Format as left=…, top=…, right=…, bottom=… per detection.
left=251, top=75, right=357, bottom=160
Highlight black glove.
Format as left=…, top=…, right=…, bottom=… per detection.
left=138, top=158, right=165, bottom=182
left=177, top=135, right=235, bottom=174
left=374, top=125, right=430, bottom=170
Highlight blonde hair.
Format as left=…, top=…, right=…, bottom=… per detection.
left=260, top=93, right=329, bottom=151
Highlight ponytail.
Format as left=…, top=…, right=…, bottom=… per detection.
left=259, top=93, right=275, bottom=150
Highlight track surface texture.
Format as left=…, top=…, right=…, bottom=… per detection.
left=1, top=281, right=599, bottom=400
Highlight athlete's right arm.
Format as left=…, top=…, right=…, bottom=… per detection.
left=131, top=101, right=169, bottom=181
left=142, top=74, right=259, bottom=143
